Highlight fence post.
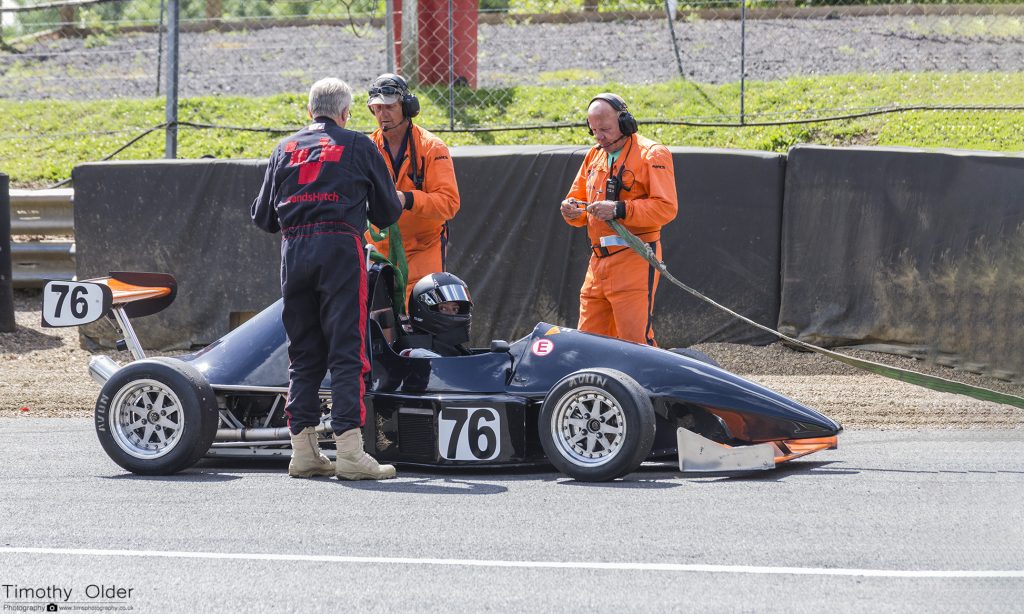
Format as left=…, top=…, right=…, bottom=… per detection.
left=0, top=173, right=14, bottom=333
left=0, top=0, right=9, bottom=53
left=156, top=0, right=165, bottom=96
left=59, top=4, right=78, bottom=36
left=165, top=0, right=180, bottom=159
left=447, top=0, right=454, bottom=129
left=664, top=0, right=683, bottom=78
left=386, top=0, right=396, bottom=74
left=400, top=0, right=419, bottom=84
left=739, top=0, right=746, bottom=125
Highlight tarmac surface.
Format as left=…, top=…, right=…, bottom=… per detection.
left=1, top=418, right=1022, bottom=613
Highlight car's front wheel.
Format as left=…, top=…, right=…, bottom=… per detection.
left=94, top=358, right=219, bottom=475
left=539, top=368, right=655, bottom=481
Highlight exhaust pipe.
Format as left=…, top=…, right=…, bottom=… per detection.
left=215, top=421, right=334, bottom=442
left=89, top=355, right=121, bottom=385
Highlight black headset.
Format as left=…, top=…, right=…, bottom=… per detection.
left=587, top=93, right=637, bottom=137
left=368, top=73, right=420, bottom=119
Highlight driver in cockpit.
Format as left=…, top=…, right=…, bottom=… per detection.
left=395, top=272, right=473, bottom=357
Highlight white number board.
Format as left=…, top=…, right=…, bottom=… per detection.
left=438, top=407, right=501, bottom=461
left=41, top=281, right=112, bottom=327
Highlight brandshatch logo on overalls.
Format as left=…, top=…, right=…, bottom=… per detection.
left=284, top=139, right=346, bottom=185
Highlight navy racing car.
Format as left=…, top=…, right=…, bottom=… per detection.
left=42, top=265, right=841, bottom=481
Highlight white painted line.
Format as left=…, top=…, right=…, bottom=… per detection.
left=1, top=547, right=1022, bottom=578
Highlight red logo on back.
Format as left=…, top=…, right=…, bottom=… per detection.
left=286, top=140, right=345, bottom=185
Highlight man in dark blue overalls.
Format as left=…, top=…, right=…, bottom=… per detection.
left=252, top=77, right=402, bottom=480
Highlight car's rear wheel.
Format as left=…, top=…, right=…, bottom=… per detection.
left=539, top=368, right=655, bottom=482
left=95, top=358, right=219, bottom=475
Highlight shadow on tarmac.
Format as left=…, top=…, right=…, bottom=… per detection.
left=95, top=457, right=855, bottom=489
left=675, top=460, right=856, bottom=484
left=100, top=471, right=244, bottom=483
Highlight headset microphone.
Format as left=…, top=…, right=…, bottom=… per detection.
left=605, top=134, right=628, bottom=148
left=381, top=118, right=410, bottom=133
left=595, top=133, right=629, bottom=155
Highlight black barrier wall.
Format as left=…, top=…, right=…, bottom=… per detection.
left=73, top=147, right=784, bottom=349
left=0, top=173, right=13, bottom=333
left=65, top=145, right=1024, bottom=373
left=447, top=146, right=784, bottom=347
left=658, top=148, right=784, bottom=346
left=73, top=160, right=280, bottom=349
left=779, top=145, right=1024, bottom=378
left=444, top=146, right=593, bottom=345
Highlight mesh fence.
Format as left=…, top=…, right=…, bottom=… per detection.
left=1, top=0, right=1023, bottom=160
left=0, top=0, right=392, bottom=100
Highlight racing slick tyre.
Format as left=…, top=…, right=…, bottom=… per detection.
left=94, top=357, right=219, bottom=475
left=669, top=347, right=721, bottom=368
left=539, top=368, right=656, bottom=482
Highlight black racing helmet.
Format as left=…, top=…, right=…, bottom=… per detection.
left=409, top=272, right=473, bottom=345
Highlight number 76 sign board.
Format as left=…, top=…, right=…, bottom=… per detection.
left=41, top=281, right=112, bottom=327
left=438, top=407, right=502, bottom=461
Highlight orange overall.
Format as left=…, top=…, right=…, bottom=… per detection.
left=366, top=123, right=460, bottom=302
left=563, top=134, right=678, bottom=345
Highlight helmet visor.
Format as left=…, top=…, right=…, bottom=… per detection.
left=419, top=283, right=472, bottom=307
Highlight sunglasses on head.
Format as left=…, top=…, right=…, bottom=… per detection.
left=369, top=84, right=404, bottom=97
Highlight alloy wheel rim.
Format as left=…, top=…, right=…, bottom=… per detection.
left=109, top=379, right=185, bottom=460
left=550, top=386, right=626, bottom=467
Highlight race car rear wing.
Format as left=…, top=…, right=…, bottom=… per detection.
left=42, top=272, right=177, bottom=360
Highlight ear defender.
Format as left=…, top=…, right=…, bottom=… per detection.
left=402, top=91, right=420, bottom=119
left=391, top=74, right=420, bottom=119
left=588, top=93, right=638, bottom=137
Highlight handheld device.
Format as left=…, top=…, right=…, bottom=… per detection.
left=605, top=175, right=622, bottom=201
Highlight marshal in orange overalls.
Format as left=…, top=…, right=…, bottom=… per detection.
left=365, top=123, right=460, bottom=303
left=563, top=134, right=678, bottom=345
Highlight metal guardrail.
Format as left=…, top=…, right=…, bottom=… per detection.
left=9, top=188, right=75, bottom=288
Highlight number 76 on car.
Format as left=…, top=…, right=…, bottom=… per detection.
left=41, top=281, right=112, bottom=327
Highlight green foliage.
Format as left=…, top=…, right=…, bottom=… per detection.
left=901, top=16, right=1024, bottom=39
left=480, top=0, right=512, bottom=10
left=2, top=72, right=1024, bottom=187
left=2, top=0, right=385, bottom=36
left=536, top=69, right=606, bottom=84
left=490, top=0, right=1024, bottom=12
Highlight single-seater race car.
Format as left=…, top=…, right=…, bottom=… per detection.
left=42, top=264, right=841, bottom=482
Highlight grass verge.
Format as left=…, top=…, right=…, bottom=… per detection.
left=1, top=71, right=1023, bottom=187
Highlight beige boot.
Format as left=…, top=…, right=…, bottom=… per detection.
left=333, top=428, right=396, bottom=480
left=288, top=427, right=335, bottom=478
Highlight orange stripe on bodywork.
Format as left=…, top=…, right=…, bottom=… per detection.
left=101, top=278, right=172, bottom=305
left=772, top=436, right=839, bottom=464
